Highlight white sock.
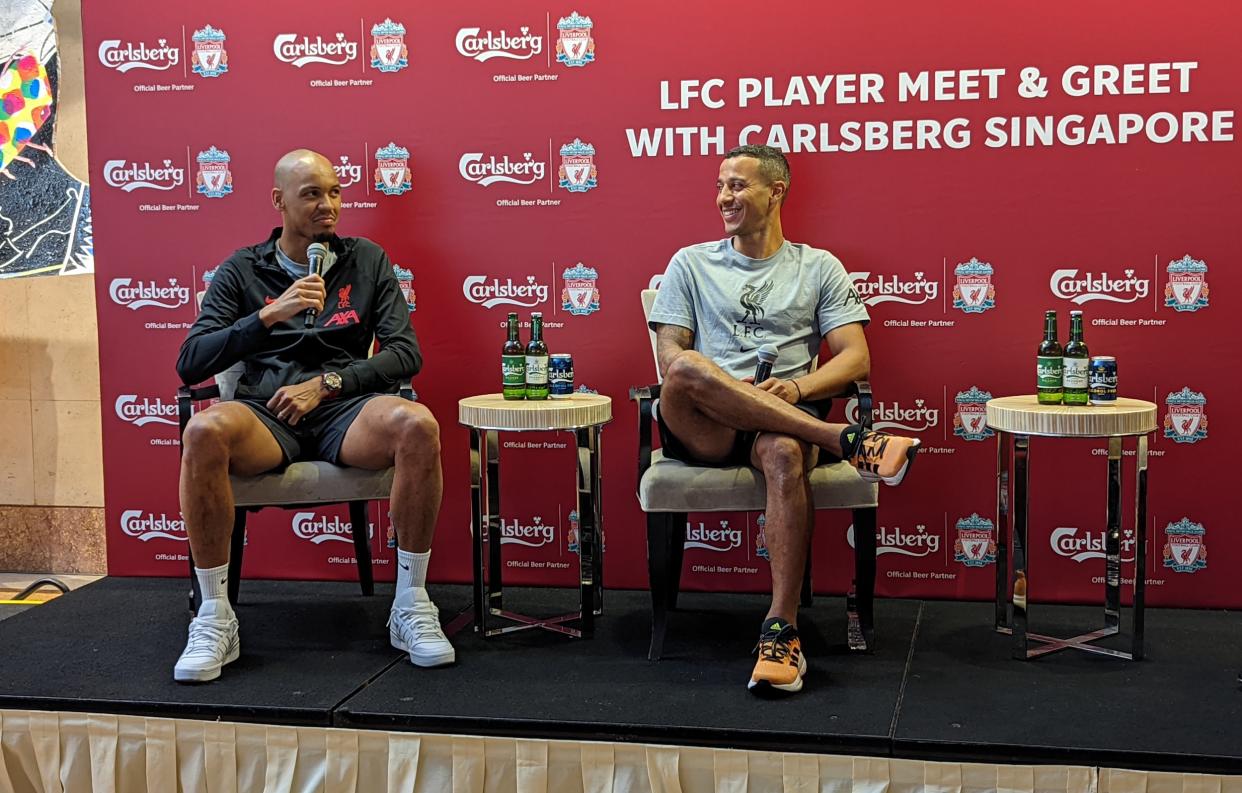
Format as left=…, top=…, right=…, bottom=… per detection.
left=396, top=548, right=430, bottom=592
left=195, top=563, right=234, bottom=619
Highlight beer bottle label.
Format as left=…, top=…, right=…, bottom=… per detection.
left=1036, top=356, right=1063, bottom=388
left=526, top=355, right=549, bottom=384
left=502, top=356, right=525, bottom=386
left=1063, top=358, right=1089, bottom=389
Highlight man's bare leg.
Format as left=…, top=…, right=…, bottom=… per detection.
left=751, top=434, right=819, bottom=627
left=338, top=396, right=454, bottom=667
left=338, top=396, right=442, bottom=552
left=175, top=402, right=284, bottom=683
left=180, top=402, right=286, bottom=568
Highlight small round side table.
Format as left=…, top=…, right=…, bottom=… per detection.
left=986, top=395, right=1157, bottom=661
left=458, top=393, right=612, bottom=638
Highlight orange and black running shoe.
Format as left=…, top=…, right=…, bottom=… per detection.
left=847, top=427, right=921, bottom=486
left=748, top=618, right=806, bottom=697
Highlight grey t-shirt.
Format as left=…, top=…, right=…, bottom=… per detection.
left=648, top=239, right=869, bottom=380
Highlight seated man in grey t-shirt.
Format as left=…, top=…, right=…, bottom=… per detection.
left=648, top=145, right=920, bottom=698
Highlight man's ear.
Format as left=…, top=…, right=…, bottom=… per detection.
left=768, top=179, right=788, bottom=206
left=271, top=187, right=284, bottom=211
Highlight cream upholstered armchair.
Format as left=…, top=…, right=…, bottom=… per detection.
left=630, top=289, right=879, bottom=660
left=176, top=366, right=411, bottom=611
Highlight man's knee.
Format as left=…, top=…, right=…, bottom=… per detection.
left=755, top=434, right=806, bottom=480
left=182, top=408, right=237, bottom=465
left=663, top=351, right=712, bottom=396
left=394, top=403, right=440, bottom=457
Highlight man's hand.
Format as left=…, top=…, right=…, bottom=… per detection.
left=266, top=377, right=327, bottom=425
left=259, top=275, right=326, bottom=327
left=744, top=376, right=800, bottom=405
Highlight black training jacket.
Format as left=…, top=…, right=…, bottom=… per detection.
left=176, top=228, right=421, bottom=399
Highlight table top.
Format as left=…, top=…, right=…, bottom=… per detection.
left=985, top=395, right=1157, bottom=437
left=458, top=393, right=612, bottom=431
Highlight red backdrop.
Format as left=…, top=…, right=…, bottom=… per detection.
left=85, top=1, right=1240, bottom=606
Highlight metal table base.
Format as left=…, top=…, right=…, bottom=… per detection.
left=994, top=431, right=1149, bottom=660
left=469, top=426, right=605, bottom=638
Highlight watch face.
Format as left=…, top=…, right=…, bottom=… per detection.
left=324, top=372, right=342, bottom=391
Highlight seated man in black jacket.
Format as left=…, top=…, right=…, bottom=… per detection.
left=173, top=149, right=452, bottom=682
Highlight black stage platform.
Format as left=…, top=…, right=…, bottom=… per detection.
left=0, top=578, right=1238, bottom=773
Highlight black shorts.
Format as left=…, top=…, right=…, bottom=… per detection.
left=238, top=394, right=381, bottom=465
left=656, top=399, right=834, bottom=468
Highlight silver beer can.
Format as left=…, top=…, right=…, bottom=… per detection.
left=549, top=354, right=574, bottom=398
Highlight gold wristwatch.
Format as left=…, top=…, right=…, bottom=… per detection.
left=321, top=371, right=343, bottom=398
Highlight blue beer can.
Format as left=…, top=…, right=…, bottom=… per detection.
left=549, top=354, right=574, bottom=398
left=1089, top=356, right=1117, bottom=405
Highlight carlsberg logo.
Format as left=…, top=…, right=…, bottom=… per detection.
left=120, top=510, right=187, bottom=542
left=459, top=153, right=546, bottom=187
left=455, top=26, right=543, bottom=61
left=115, top=395, right=178, bottom=427
left=273, top=33, right=358, bottom=67
left=109, top=278, right=191, bottom=310
left=333, top=156, right=363, bottom=188
left=103, top=160, right=185, bottom=192
left=848, top=523, right=941, bottom=557
left=463, top=275, right=549, bottom=308
left=846, top=397, right=939, bottom=432
left=97, top=38, right=180, bottom=72
left=1051, top=269, right=1150, bottom=304
left=500, top=516, right=556, bottom=547
left=1050, top=527, right=1136, bottom=563
left=848, top=271, right=939, bottom=306
left=292, top=512, right=373, bottom=544
left=684, top=521, right=743, bottom=552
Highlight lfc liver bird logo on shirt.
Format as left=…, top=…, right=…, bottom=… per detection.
left=739, top=280, right=774, bottom=324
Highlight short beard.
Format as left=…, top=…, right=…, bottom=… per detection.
left=311, top=230, right=334, bottom=243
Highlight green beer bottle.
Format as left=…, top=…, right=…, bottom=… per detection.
left=1062, top=310, right=1089, bottom=406
left=525, top=312, right=549, bottom=400
left=1036, top=310, right=1063, bottom=405
left=502, top=312, right=525, bottom=400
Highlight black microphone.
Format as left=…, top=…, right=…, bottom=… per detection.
left=303, top=242, right=328, bottom=328
left=754, top=343, right=779, bottom=384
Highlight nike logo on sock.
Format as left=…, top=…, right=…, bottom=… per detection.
left=399, top=563, right=409, bottom=570
left=220, top=579, right=226, bottom=585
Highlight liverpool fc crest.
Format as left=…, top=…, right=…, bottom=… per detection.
left=952, top=257, right=996, bottom=313
left=392, top=264, right=415, bottom=313
left=953, top=514, right=997, bottom=567
left=1164, top=387, right=1208, bottom=444
left=191, top=25, right=228, bottom=78
left=561, top=263, right=600, bottom=315
left=555, top=12, right=595, bottom=67
left=374, top=143, right=412, bottom=196
left=953, top=386, right=994, bottom=441
left=1164, top=255, right=1209, bottom=312
left=370, top=19, right=408, bottom=73
left=1162, top=518, right=1207, bottom=573
left=195, top=146, right=232, bottom=198
left=558, top=138, right=597, bottom=192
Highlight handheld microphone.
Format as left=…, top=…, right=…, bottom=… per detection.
left=304, top=242, right=328, bottom=328
left=754, top=343, right=779, bottom=384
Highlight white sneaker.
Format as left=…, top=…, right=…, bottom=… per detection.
left=388, top=587, right=456, bottom=668
left=174, top=609, right=240, bottom=683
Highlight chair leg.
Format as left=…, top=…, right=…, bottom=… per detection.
left=228, top=509, right=247, bottom=607
left=848, top=507, right=877, bottom=652
left=667, top=512, right=686, bottom=611
left=349, top=501, right=375, bottom=597
left=187, top=542, right=200, bottom=617
left=647, top=512, right=681, bottom=661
